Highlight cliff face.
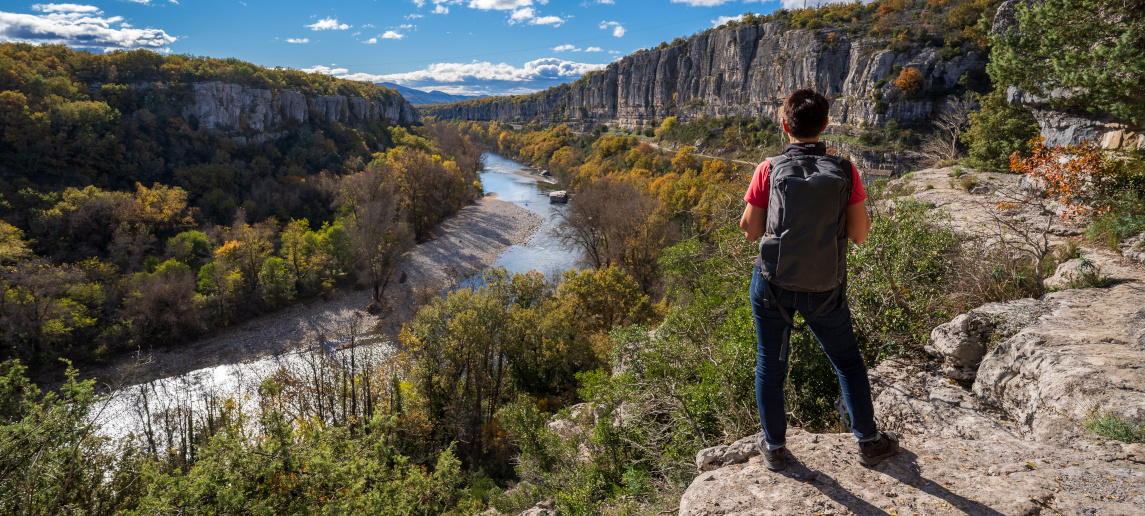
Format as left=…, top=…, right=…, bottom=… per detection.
left=421, top=23, right=985, bottom=131
left=181, top=81, right=419, bottom=136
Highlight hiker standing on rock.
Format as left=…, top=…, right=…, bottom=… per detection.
left=739, top=89, right=900, bottom=471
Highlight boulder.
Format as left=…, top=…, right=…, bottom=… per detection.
left=517, top=501, right=554, bottom=516
left=1043, top=257, right=1108, bottom=289
left=1121, top=232, right=1145, bottom=264
left=925, top=313, right=992, bottom=380
left=974, top=283, right=1145, bottom=443
left=696, top=435, right=761, bottom=472
left=548, top=191, right=569, bottom=204
left=924, top=298, right=1052, bottom=380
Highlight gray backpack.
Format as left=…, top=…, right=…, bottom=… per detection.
left=757, top=154, right=853, bottom=293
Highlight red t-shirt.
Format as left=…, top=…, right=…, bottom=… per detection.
left=743, top=159, right=867, bottom=209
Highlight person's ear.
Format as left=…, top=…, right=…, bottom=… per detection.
left=781, top=119, right=790, bottom=134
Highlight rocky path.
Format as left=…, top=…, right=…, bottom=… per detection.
left=72, top=195, right=541, bottom=389
left=894, top=166, right=1145, bottom=284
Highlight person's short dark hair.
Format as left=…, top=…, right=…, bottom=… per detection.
left=782, top=89, right=830, bottom=139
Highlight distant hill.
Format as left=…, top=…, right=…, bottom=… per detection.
left=380, top=82, right=481, bottom=106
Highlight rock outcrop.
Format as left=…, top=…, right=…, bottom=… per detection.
left=681, top=428, right=1144, bottom=515
left=682, top=359, right=1145, bottom=515
left=421, top=22, right=985, bottom=133
left=179, top=81, right=418, bottom=138
left=974, top=283, right=1145, bottom=443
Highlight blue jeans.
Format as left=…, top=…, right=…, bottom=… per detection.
left=750, top=266, right=878, bottom=450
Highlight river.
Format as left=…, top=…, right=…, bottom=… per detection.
left=92, top=152, right=578, bottom=440
left=468, top=152, right=578, bottom=280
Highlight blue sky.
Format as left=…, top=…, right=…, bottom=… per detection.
left=0, top=0, right=819, bottom=96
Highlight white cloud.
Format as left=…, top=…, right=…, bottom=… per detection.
left=406, top=13, right=423, bottom=19
left=382, top=30, right=404, bottom=39
left=399, top=23, right=415, bottom=29
left=552, top=44, right=577, bottom=52
left=671, top=0, right=736, bottom=6
left=286, top=37, right=309, bottom=43
left=597, top=0, right=614, bottom=4
left=314, top=57, right=607, bottom=96
left=599, top=20, right=624, bottom=37
left=712, top=14, right=744, bottom=27
left=31, top=4, right=100, bottom=13
left=468, top=0, right=533, bottom=10
left=368, top=58, right=604, bottom=83
left=302, top=65, right=349, bottom=75
left=433, top=4, right=449, bottom=14
left=306, top=17, right=350, bottom=31
left=363, top=37, right=377, bottom=44
left=507, top=5, right=564, bottom=26
left=585, top=46, right=602, bottom=52
left=509, top=7, right=534, bottom=23
left=530, top=15, right=563, bottom=26
left=362, top=23, right=375, bottom=28
left=0, top=6, right=176, bottom=51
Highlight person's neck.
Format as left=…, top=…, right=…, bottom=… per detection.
left=789, top=136, right=821, bottom=144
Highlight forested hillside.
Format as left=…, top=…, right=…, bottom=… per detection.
left=0, top=44, right=481, bottom=370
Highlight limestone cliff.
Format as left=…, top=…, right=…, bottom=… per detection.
left=179, top=81, right=419, bottom=139
left=421, top=22, right=985, bottom=132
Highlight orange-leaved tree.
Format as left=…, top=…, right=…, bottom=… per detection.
left=894, top=67, right=925, bottom=97
left=1009, top=137, right=1117, bottom=219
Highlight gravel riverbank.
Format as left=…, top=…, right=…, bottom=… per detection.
left=73, top=194, right=542, bottom=390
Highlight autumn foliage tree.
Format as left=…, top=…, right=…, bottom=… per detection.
left=1009, top=137, right=1118, bottom=219
left=894, top=67, right=925, bottom=98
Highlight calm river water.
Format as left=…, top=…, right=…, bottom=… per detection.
left=94, top=152, right=579, bottom=440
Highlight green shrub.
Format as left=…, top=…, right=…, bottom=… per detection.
left=961, top=89, right=1041, bottom=172
left=1085, top=411, right=1145, bottom=444
left=848, top=196, right=963, bottom=357
left=1085, top=190, right=1145, bottom=248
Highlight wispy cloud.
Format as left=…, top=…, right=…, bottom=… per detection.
left=286, top=37, right=308, bottom=43
left=306, top=17, right=350, bottom=31
left=302, top=65, right=348, bottom=75
left=30, top=4, right=100, bottom=13
left=381, top=30, right=404, bottom=39
left=0, top=5, right=176, bottom=51
left=552, top=44, right=579, bottom=52
left=670, top=0, right=736, bottom=5
left=309, top=57, right=609, bottom=96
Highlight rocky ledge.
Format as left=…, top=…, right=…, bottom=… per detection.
left=683, top=354, right=1145, bottom=515
left=683, top=426, right=1143, bottom=515
left=683, top=281, right=1145, bottom=514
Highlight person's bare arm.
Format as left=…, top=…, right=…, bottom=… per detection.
left=846, top=200, right=872, bottom=245
left=740, top=203, right=766, bottom=242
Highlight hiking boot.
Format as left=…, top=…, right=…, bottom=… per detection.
left=756, top=434, right=788, bottom=471
left=859, top=430, right=900, bottom=467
